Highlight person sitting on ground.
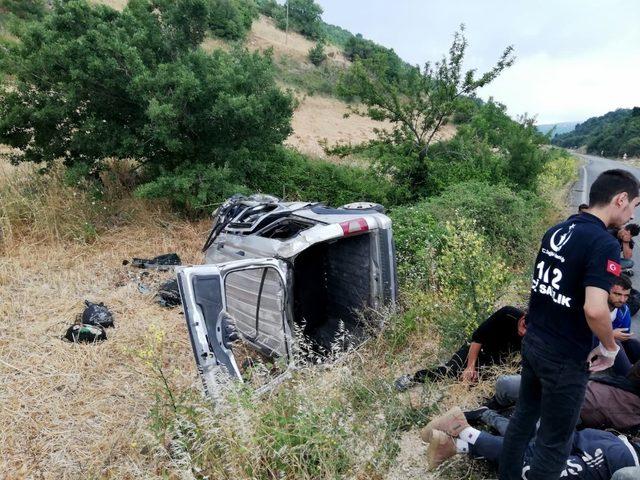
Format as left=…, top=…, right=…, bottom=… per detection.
left=608, top=223, right=640, bottom=271
left=607, top=274, right=640, bottom=375
left=421, top=406, right=640, bottom=476
left=394, top=306, right=526, bottom=391
left=485, top=359, right=640, bottom=432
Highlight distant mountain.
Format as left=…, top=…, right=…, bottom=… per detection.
left=536, top=122, right=578, bottom=137
left=552, top=108, right=640, bottom=157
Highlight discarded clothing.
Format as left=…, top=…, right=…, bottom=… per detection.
left=81, top=301, right=114, bottom=328
left=64, top=324, right=107, bottom=343
left=157, top=279, right=181, bottom=308
left=130, top=253, right=181, bottom=270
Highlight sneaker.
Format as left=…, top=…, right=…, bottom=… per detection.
left=394, top=374, right=415, bottom=392
left=426, top=429, right=457, bottom=470
left=463, top=406, right=489, bottom=424
left=420, top=406, right=469, bottom=443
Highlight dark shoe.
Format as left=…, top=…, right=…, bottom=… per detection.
left=394, top=374, right=415, bottom=392
left=463, top=406, right=489, bottom=424
left=482, top=395, right=504, bottom=411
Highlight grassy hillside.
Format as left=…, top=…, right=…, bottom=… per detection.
left=553, top=107, right=640, bottom=157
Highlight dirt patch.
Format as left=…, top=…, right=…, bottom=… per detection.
left=247, top=16, right=349, bottom=67
left=286, top=94, right=457, bottom=159
left=385, top=429, right=434, bottom=480
left=286, top=94, right=391, bottom=159
left=90, top=0, right=127, bottom=9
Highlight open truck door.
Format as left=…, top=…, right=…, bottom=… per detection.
left=176, top=258, right=291, bottom=400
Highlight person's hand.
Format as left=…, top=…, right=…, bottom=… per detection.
left=613, top=328, right=634, bottom=341
left=588, top=343, right=620, bottom=372
left=461, top=366, right=478, bottom=383
left=621, top=230, right=632, bottom=242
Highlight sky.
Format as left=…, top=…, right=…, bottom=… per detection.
left=315, top=0, right=640, bottom=125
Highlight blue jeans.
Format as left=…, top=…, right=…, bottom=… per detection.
left=620, top=258, right=634, bottom=270
left=612, top=466, right=640, bottom=479
left=613, top=338, right=640, bottom=376
left=499, top=332, right=590, bottom=480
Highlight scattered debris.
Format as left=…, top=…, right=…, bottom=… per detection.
left=64, top=324, right=107, bottom=343
left=157, top=279, right=181, bottom=308
left=130, top=253, right=181, bottom=270
left=137, top=283, right=152, bottom=295
left=80, top=301, right=114, bottom=328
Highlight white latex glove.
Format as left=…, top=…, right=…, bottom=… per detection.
left=587, top=343, right=620, bottom=372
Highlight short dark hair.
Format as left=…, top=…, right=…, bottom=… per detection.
left=589, top=169, right=640, bottom=207
left=612, top=274, right=633, bottom=291
left=625, top=223, right=640, bottom=237
left=578, top=203, right=589, bottom=212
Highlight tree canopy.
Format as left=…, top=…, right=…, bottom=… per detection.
left=0, top=0, right=293, bottom=195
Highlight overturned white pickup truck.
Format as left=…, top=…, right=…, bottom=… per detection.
left=176, top=194, right=397, bottom=397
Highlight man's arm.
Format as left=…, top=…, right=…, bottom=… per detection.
left=584, top=287, right=618, bottom=364
left=584, top=286, right=617, bottom=351
left=461, top=342, right=482, bottom=382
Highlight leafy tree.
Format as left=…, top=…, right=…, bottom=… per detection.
left=308, top=40, right=326, bottom=66
left=275, top=0, right=323, bottom=39
left=207, top=0, right=258, bottom=40
left=0, top=0, right=293, bottom=208
left=336, top=26, right=514, bottom=197
left=339, top=26, right=514, bottom=163
left=0, top=0, right=47, bottom=21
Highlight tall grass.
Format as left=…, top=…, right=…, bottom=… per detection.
left=0, top=155, right=170, bottom=249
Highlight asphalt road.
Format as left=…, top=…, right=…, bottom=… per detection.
left=570, top=152, right=640, bottom=332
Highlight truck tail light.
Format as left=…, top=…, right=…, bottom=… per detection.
left=340, top=218, right=369, bottom=236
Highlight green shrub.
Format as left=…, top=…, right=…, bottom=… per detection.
left=435, top=217, right=511, bottom=346
left=424, top=181, right=549, bottom=266
left=137, top=146, right=397, bottom=214
left=207, top=0, right=258, bottom=40
left=308, top=41, right=326, bottom=66
left=275, top=54, right=342, bottom=95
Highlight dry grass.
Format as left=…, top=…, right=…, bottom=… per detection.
left=0, top=154, right=212, bottom=478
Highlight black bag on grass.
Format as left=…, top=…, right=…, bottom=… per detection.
left=64, top=324, right=107, bottom=343
left=81, top=301, right=114, bottom=328
left=157, top=279, right=181, bottom=308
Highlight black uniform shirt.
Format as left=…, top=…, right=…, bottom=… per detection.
left=527, top=212, right=621, bottom=361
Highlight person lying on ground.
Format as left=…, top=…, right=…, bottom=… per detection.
left=394, top=306, right=526, bottom=391
left=486, top=359, right=640, bottom=432
left=421, top=406, right=640, bottom=477
left=609, top=223, right=640, bottom=271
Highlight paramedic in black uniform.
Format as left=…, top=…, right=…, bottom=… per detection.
left=499, top=169, right=640, bottom=480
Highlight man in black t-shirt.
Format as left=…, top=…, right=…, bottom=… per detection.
left=394, top=306, right=526, bottom=391
left=499, top=169, right=640, bottom=480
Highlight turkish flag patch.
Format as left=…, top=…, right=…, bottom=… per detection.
left=607, top=260, right=622, bottom=276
